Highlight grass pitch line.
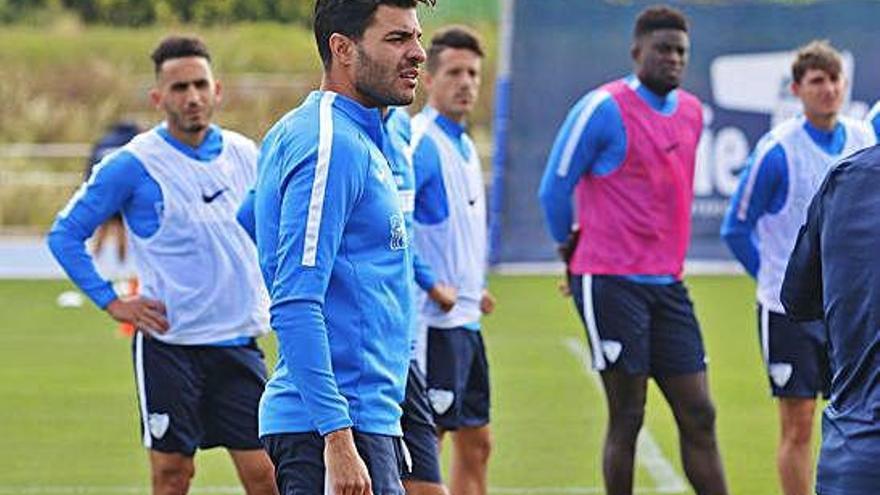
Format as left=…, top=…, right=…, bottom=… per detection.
left=563, top=337, right=688, bottom=494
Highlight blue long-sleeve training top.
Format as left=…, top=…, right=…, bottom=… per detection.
left=255, top=91, right=413, bottom=437
left=236, top=108, right=436, bottom=292
left=720, top=120, right=845, bottom=277
left=537, top=75, right=678, bottom=284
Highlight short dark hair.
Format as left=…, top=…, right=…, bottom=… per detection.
left=150, top=36, right=211, bottom=75
left=792, top=40, right=842, bottom=83
left=313, top=0, right=434, bottom=70
left=633, top=5, right=688, bottom=39
left=426, top=25, right=484, bottom=74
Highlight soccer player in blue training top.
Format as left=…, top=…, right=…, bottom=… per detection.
left=538, top=6, right=728, bottom=495
left=411, top=25, right=496, bottom=495
left=782, top=142, right=880, bottom=495
left=47, top=36, right=278, bottom=495
left=237, top=106, right=451, bottom=495
left=252, top=0, right=432, bottom=493
left=721, top=40, right=875, bottom=495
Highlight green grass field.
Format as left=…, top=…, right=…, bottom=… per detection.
left=0, top=275, right=811, bottom=494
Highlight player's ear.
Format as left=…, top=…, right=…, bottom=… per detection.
left=790, top=80, right=800, bottom=98
left=329, top=33, right=356, bottom=67
left=630, top=38, right=641, bottom=63
left=149, top=87, right=162, bottom=109
left=423, top=70, right=434, bottom=92
left=213, top=79, right=223, bottom=105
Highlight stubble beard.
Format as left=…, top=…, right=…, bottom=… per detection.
left=355, top=46, right=415, bottom=107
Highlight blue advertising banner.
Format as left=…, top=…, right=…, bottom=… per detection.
left=490, top=0, right=880, bottom=267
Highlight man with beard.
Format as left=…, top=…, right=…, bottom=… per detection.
left=252, top=1, right=432, bottom=493
left=538, top=6, right=728, bottom=495
left=410, top=26, right=495, bottom=495
left=722, top=41, right=875, bottom=495
left=48, top=36, right=277, bottom=495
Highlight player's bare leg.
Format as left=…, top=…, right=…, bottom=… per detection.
left=599, top=370, right=648, bottom=495
left=149, top=451, right=194, bottom=495
left=404, top=480, right=450, bottom=495
left=228, top=449, right=279, bottom=495
left=656, top=372, right=728, bottom=495
left=441, top=425, right=492, bottom=495
left=777, top=398, right=816, bottom=495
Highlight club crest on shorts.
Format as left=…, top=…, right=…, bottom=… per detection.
left=601, top=340, right=623, bottom=364
left=148, top=413, right=170, bottom=439
left=428, top=388, right=454, bottom=415
left=769, top=362, right=793, bottom=388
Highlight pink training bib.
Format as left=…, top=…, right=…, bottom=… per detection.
left=569, top=80, right=703, bottom=279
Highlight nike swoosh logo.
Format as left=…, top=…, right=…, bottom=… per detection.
left=201, top=188, right=228, bottom=203
left=664, top=142, right=680, bottom=153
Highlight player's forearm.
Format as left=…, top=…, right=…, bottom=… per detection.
left=412, top=250, right=437, bottom=292
left=720, top=227, right=759, bottom=278
left=271, top=298, right=353, bottom=435
left=537, top=182, right=575, bottom=244
left=47, top=222, right=117, bottom=309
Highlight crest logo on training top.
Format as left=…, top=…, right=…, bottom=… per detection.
left=389, top=214, right=408, bottom=251
left=769, top=363, right=793, bottom=388
left=148, top=413, right=170, bottom=439
left=428, top=388, right=455, bottom=415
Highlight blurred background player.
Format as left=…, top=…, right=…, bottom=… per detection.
left=253, top=0, right=431, bottom=493
left=84, top=121, right=139, bottom=265
left=411, top=25, right=495, bottom=495
left=85, top=121, right=141, bottom=335
left=782, top=142, right=880, bottom=495
left=721, top=40, right=875, bottom=495
left=538, top=6, right=728, bottom=495
left=47, top=36, right=277, bottom=495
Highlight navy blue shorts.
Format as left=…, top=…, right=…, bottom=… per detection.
left=757, top=304, right=830, bottom=398
left=132, top=331, right=267, bottom=456
left=426, top=327, right=490, bottom=430
left=262, top=431, right=407, bottom=494
left=569, top=274, right=706, bottom=377
left=400, top=360, right=441, bottom=483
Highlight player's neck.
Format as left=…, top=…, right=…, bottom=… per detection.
left=804, top=112, right=838, bottom=132
left=636, top=75, right=675, bottom=98
left=166, top=124, right=209, bottom=149
left=321, top=73, right=385, bottom=112
left=428, top=102, right=466, bottom=127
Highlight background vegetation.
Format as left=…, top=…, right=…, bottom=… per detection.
left=0, top=0, right=498, bottom=231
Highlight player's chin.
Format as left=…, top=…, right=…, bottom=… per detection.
left=389, top=86, right=416, bottom=106
left=184, top=121, right=209, bottom=133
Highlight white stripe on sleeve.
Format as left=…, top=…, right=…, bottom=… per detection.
left=556, top=90, right=610, bottom=178
left=736, top=138, right=778, bottom=221
left=302, top=92, right=337, bottom=267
